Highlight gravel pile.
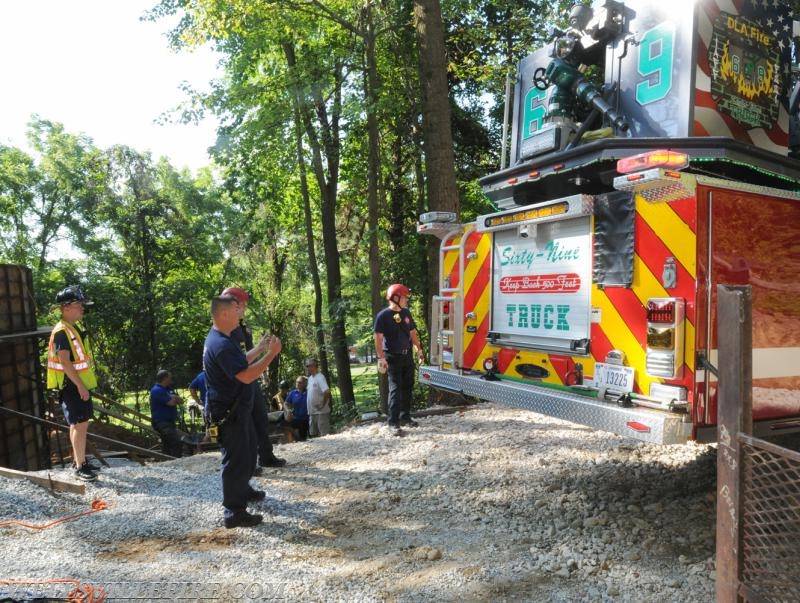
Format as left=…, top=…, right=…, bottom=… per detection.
left=0, top=404, right=717, bottom=602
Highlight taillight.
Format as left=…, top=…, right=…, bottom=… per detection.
left=645, top=298, right=685, bottom=379
left=647, top=300, right=675, bottom=323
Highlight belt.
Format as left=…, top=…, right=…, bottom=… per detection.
left=387, top=349, right=409, bottom=355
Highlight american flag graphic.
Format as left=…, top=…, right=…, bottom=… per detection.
left=695, top=0, right=792, bottom=152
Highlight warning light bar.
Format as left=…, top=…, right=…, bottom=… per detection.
left=477, top=194, right=593, bottom=232
left=616, top=150, right=689, bottom=174
left=483, top=201, right=568, bottom=228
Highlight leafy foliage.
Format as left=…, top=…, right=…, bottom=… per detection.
left=4, top=1, right=613, bottom=416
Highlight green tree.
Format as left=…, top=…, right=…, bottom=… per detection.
left=0, top=145, right=39, bottom=265
left=19, top=118, right=109, bottom=273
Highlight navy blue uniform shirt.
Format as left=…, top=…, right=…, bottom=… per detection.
left=189, top=371, right=207, bottom=404
left=230, top=322, right=254, bottom=352
left=374, top=306, right=416, bottom=354
left=203, top=327, right=252, bottom=421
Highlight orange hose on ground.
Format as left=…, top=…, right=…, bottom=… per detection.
left=0, top=578, right=106, bottom=602
left=0, top=499, right=108, bottom=530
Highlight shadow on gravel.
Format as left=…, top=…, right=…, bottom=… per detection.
left=537, top=445, right=718, bottom=559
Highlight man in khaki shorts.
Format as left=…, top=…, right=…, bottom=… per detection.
left=305, top=358, right=331, bottom=436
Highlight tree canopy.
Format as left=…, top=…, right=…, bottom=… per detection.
left=5, top=0, right=795, bottom=418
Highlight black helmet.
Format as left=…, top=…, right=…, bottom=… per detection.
left=279, top=380, right=291, bottom=390
left=55, top=285, right=94, bottom=307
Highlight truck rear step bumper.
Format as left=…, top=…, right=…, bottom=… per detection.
left=419, top=366, right=693, bottom=445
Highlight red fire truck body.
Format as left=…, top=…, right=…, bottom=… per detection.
left=417, top=0, right=800, bottom=444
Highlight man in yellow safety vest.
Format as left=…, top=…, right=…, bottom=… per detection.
left=47, top=285, right=99, bottom=481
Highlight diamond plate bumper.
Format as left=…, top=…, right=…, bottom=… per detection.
left=419, top=366, right=693, bottom=445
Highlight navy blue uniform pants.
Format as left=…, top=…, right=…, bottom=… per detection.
left=152, top=420, right=182, bottom=458
left=386, top=352, right=414, bottom=426
left=251, top=385, right=276, bottom=465
left=219, top=407, right=257, bottom=519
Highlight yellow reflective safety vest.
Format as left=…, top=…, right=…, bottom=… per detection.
left=47, top=320, right=98, bottom=390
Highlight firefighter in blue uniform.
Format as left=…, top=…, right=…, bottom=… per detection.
left=203, top=295, right=282, bottom=529
left=221, top=287, right=286, bottom=471
left=374, top=283, right=425, bottom=433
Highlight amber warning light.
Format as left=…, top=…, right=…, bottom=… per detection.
left=617, top=150, right=689, bottom=174
left=647, top=300, right=676, bottom=323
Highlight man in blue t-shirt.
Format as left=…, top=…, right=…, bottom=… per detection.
left=285, top=376, right=309, bottom=441
left=203, top=295, right=282, bottom=529
left=149, top=369, right=184, bottom=458
left=188, top=370, right=208, bottom=428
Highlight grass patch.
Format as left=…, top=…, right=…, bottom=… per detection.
left=351, top=363, right=380, bottom=413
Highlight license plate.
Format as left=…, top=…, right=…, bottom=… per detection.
left=593, top=362, right=635, bottom=393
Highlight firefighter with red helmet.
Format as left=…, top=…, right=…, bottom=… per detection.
left=221, top=287, right=286, bottom=471
left=374, top=283, right=425, bottom=433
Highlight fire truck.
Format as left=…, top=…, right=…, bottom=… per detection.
left=417, top=0, right=800, bottom=444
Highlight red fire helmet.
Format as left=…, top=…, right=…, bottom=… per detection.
left=221, top=287, right=250, bottom=304
left=386, top=283, right=410, bottom=301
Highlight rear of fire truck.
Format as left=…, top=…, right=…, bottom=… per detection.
left=417, top=0, right=800, bottom=444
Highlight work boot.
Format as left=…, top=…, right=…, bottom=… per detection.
left=247, top=489, right=266, bottom=502
left=74, top=462, right=98, bottom=482
left=224, top=511, right=263, bottom=529
left=73, top=459, right=101, bottom=471
left=260, top=456, right=286, bottom=468
left=400, top=417, right=419, bottom=428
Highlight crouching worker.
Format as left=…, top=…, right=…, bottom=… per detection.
left=47, top=285, right=100, bottom=482
left=149, top=370, right=184, bottom=458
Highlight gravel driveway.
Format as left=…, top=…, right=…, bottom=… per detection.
left=0, top=404, right=717, bottom=602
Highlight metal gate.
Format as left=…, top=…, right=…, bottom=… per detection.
left=716, top=285, right=800, bottom=603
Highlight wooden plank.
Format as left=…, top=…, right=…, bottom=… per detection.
left=0, top=327, right=53, bottom=342
left=94, top=403, right=157, bottom=434
left=0, top=405, right=175, bottom=461
left=93, top=391, right=191, bottom=439
left=93, top=391, right=154, bottom=423
left=0, top=465, right=85, bottom=494
left=715, top=284, right=752, bottom=603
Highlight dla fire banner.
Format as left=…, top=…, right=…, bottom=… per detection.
left=491, top=216, right=592, bottom=348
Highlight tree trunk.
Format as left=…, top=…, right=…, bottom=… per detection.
left=413, top=0, right=459, bottom=338
left=365, top=10, right=383, bottom=324
left=413, top=0, right=459, bottom=215
left=414, top=0, right=461, bottom=406
left=363, top=10, right=388, bottom=416
left=282, top=42, right=356, bottom=416
left=290, top=80, right=326, bottom=380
